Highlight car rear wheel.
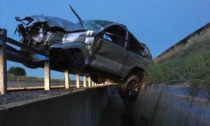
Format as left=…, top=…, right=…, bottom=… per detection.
left=119, top=75, right=142, bottom=101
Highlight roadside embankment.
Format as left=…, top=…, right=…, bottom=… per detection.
left=0, top=86, right=113, bottom=126
left=133, top=84, right=210, bottom=126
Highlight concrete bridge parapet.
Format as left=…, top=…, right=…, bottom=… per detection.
left=0, top=86, right=114, bottom=126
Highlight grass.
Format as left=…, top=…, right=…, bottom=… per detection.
left=7, top=74, right=65, bottom=82
left=145, top=29, right=210, bottom=94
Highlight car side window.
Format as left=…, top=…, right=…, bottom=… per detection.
left=101, top=25, right=127, bottom=47
left=129, top=34, right=149, bottom=57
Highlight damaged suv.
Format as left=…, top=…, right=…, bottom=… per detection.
left=15, top=15, right=152, bottom=100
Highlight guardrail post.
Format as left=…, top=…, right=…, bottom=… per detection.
left=65, top=70, right=70, bottom=89
left=76, top=73, right=80, bottom=88
left=44, top=61, right=51, bottom=90
left=0, top=29, right=7, bottom=95
left=88, top=77, right=91, bottom=87
left=83, top=75, right=87, bottom=87
left=92, top=81, right=95, bottom=87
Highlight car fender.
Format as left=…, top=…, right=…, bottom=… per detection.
left=50, top=42, right=91, bottom=64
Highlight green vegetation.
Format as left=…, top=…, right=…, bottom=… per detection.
left=8, top=67, right=26, bottom=76
left=145, top=30, right=210, bottom=94
left=8, top=74, right=42, bottom=81
left=8, top=74, right=65, bottom=82
left=7, top=66, right=65, bottom=82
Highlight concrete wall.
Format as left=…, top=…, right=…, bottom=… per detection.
left=0, top=86, right=113, bottom=126
left=133, top=84, right=210, bottom=126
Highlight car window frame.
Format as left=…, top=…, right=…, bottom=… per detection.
left=127, top=33, right=150, bottom=57
left=99, top=25, right=129, bottom=48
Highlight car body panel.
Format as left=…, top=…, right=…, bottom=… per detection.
left=90, top=38, right=128, bottom=76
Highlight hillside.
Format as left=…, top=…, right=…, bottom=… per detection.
left=145, top=23, right=210, bottom=94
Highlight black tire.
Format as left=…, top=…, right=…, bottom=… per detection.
left=90, top=75, right=106, bottom=84
left=119, top=75, right=142, bottom=101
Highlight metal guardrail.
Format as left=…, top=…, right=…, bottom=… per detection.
left=0, top=28, right=106, bottom=95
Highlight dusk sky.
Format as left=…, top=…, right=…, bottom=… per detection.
left=1, top=0, right=210, bottom=79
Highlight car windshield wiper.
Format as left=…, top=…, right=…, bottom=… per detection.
left=69, top=5, right=84, bottom=27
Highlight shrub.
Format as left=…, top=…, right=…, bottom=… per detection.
left=8, top=66, right=26, bottom=76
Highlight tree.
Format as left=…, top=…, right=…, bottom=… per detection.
left=8, top=66, right=26, bottom=76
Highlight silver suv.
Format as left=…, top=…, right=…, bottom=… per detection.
left=16, top=15, right=152, bottom=100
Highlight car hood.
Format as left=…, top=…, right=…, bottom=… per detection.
left=18, top=15, right=121, bottom=32
left=21, top=15, right=84, bottom=32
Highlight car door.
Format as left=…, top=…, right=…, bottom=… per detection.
left=121, top=33, right=151, bottom=76
left=90, top=25, right=128, bottom=76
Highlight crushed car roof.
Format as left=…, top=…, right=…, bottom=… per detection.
left=21, top=15, right=83, bottom=31
left=81, top=20, right=115, bottom=31
left=19, top=15, right=124, bottom=32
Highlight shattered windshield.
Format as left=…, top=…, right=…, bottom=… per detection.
left=78, top=20, right=113, bottom=31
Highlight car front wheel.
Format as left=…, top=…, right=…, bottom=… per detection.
left=119, top=75, right=142, bottom=101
